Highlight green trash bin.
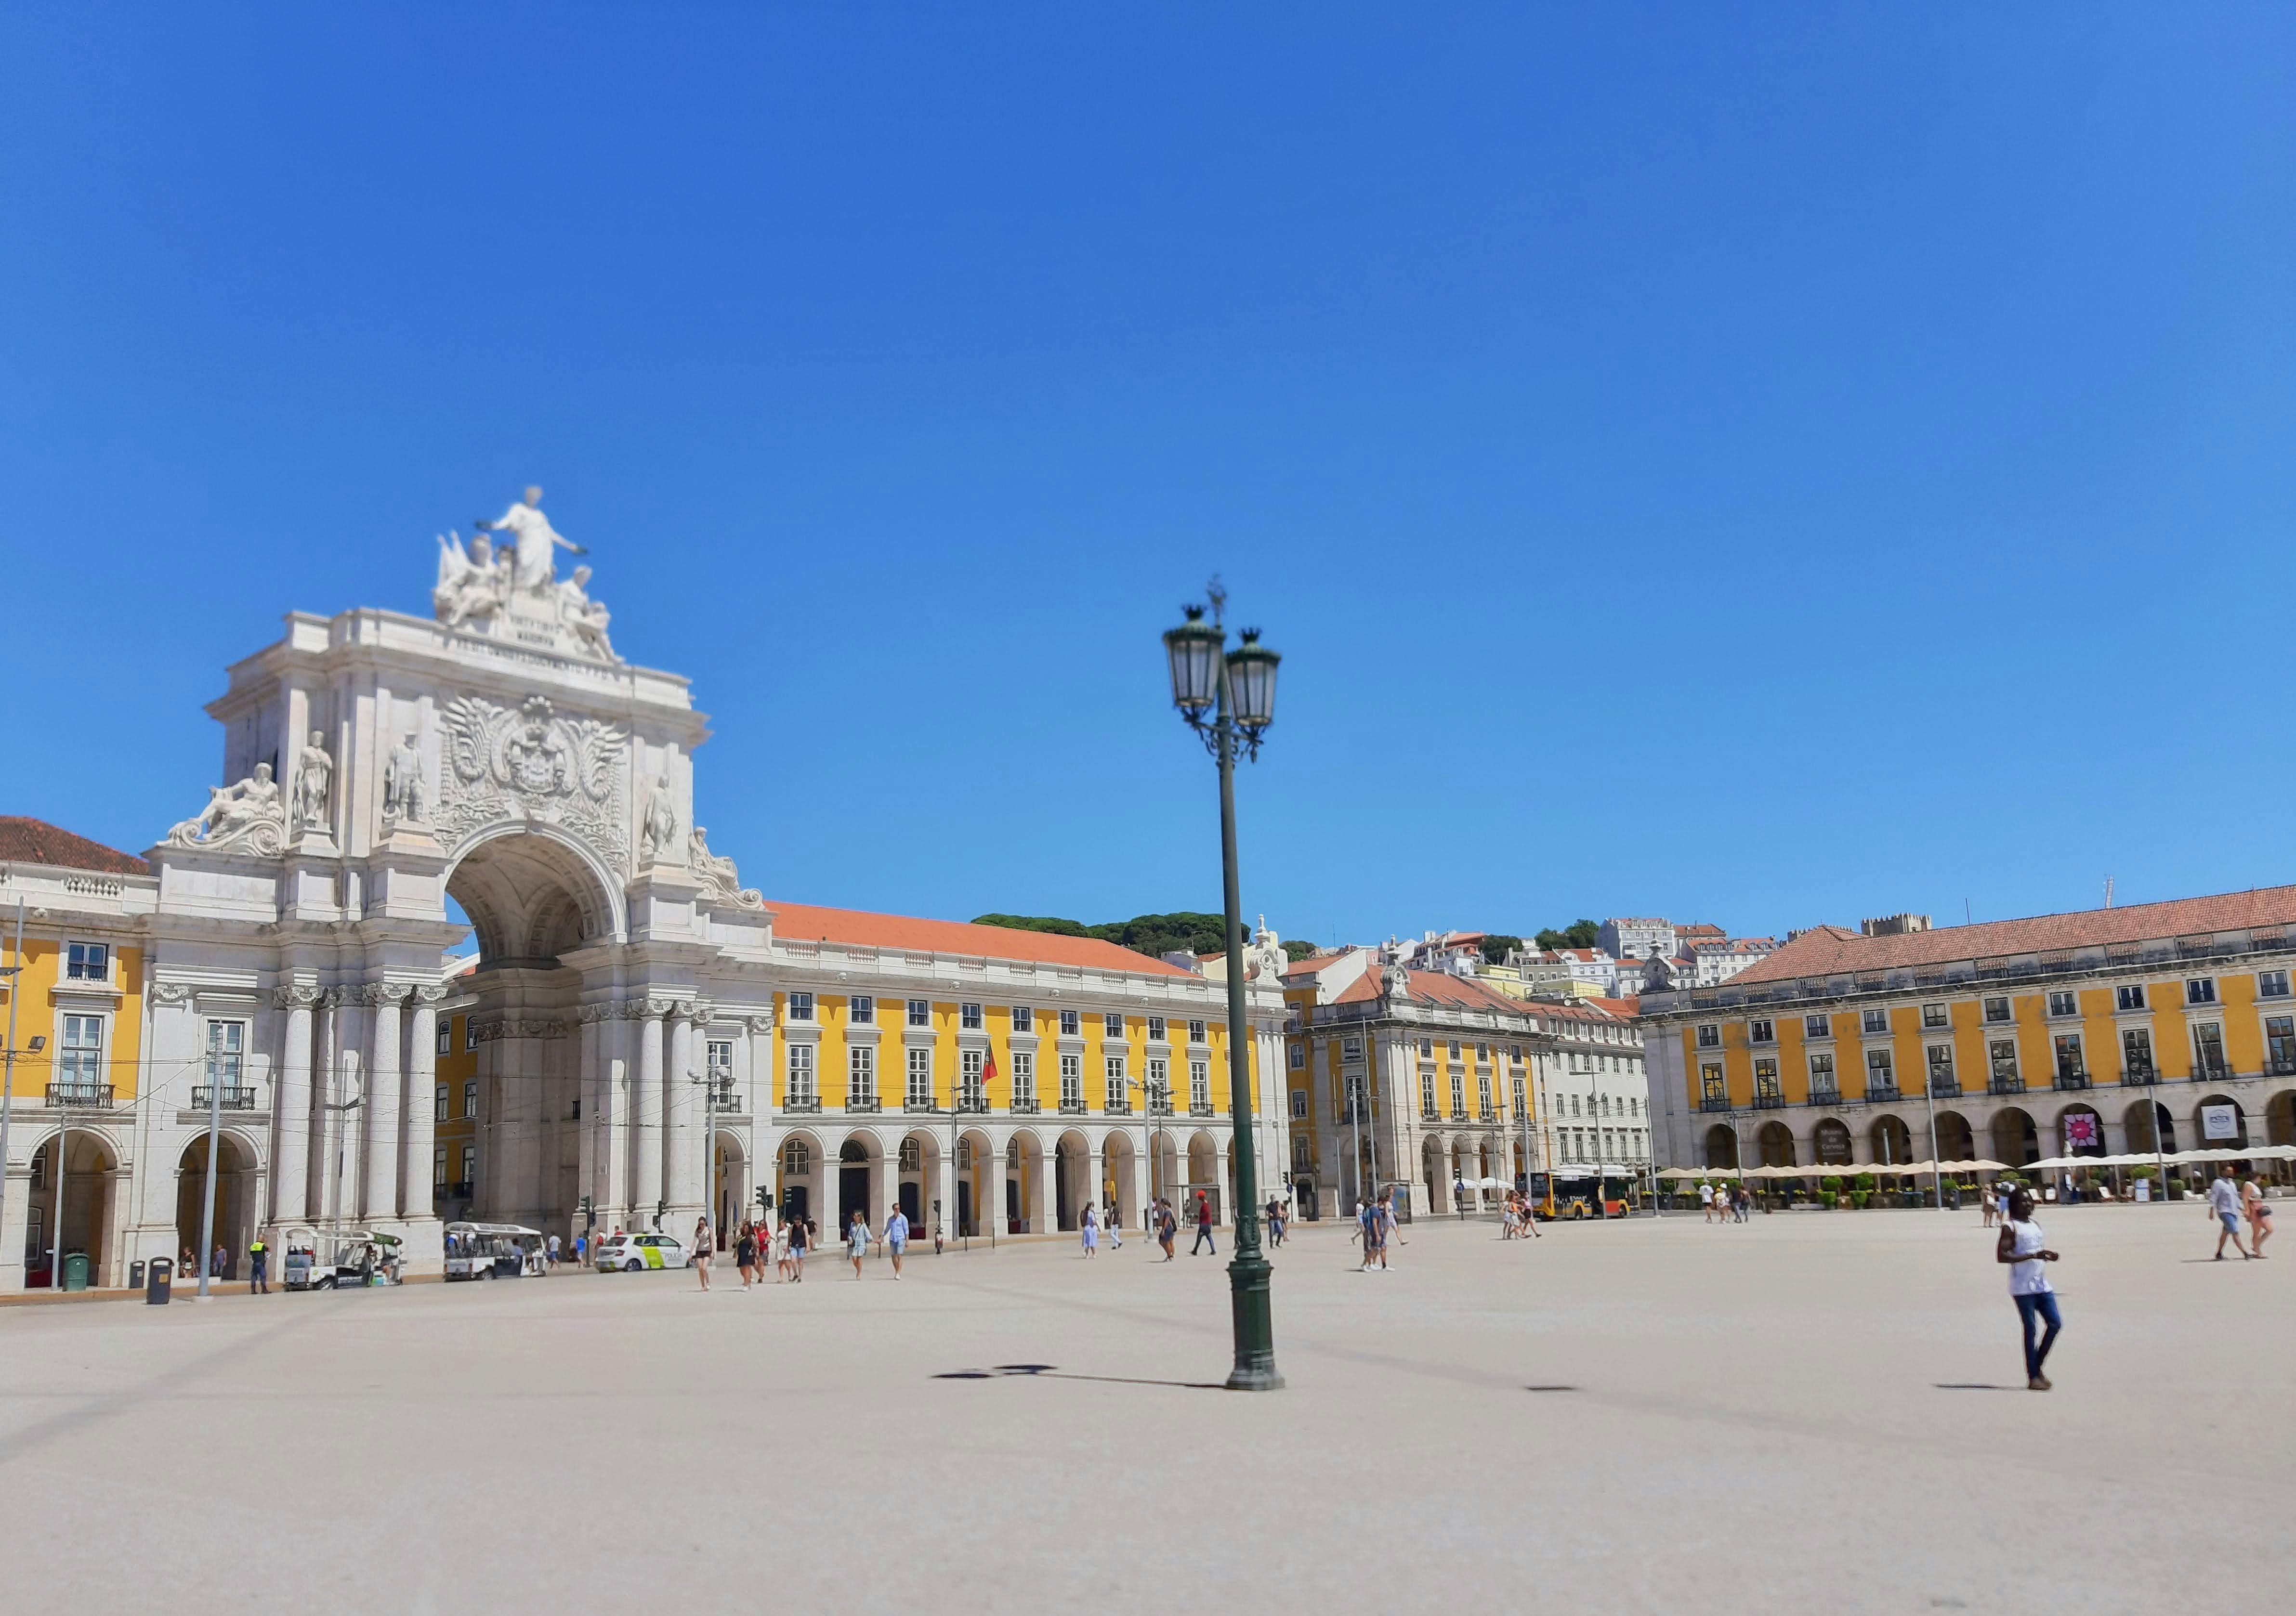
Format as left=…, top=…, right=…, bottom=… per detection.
left=61, top=1252, right=91, bottom=1292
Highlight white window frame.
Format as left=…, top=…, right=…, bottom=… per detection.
left=960, top=1002, right=983, bottom=1031
left=906, top=998, right=931, bottom=1029
left=1059, top=1053, right=1082, bottom=1110
left=1103, top=1012, right=1125, bottom=1040
left=2258, top=970, right=2291, bottom=1000
left=849, top=1043, right=877, bottom=1104
left=463, top=1080, right=478, bottom=1119
left=1188, top=1019, right=1207, bottom=1043
left=787, top=991, right=815, bottom=1021
left=1059, top=1009, right=1080, bottom=1038
left=434, top=1083, right=448, bottom=1122
left=1010, top=1050, right=1036, bottom=1109
left=786, top=1042, right=816, bottom=1105
left=1861, top=1008, right=1889, bottom=1034
left=850, top=995, right=876, bottom=1026
left=1146, top=1016, right=1166, bottom=1042
left=65, top=941, right=109, bottom=983
left=1191, top=1058, right=1210, bottom=1111
left=905, top=1045, right=933, bottom=1108
left=2186, top=977, right=2217, bottom=1006
left=1010, top=1005, right=1033, bottom=1033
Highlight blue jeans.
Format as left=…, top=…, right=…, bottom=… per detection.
left=2014, top=1291, right=2062, bottom=1381
left=1192, top=1226, right=1216, bottom=1254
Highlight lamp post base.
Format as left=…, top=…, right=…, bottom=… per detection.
left=1224, top=1250, right=1284, bottom=1391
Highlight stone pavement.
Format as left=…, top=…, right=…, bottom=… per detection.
left=1, top=1205, right=2286, bottom=1614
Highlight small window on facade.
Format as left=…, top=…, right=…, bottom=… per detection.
left=1146, top=1016, right=1166, bottom=1042
left=2259, top=970, right=2291, bottom=1000
left=434, top=1083, right=448, bottom=1122
left=1748, top=1019, right=1774, bottom=1044
left=787, top=991, right=815, bottom=1021
left=1190, top=1058, right=1209, bottom=1110
left=1804, top=1015, right=1830, bottom=1038
left=2053, top=1033, right=2085, bottom=1081
left=1188, top=1019, right=1206, bottom=1043
left=437, top=1020, right=451, bottom=1056
left=1287, top=1043, right=1304, bottom=1069
left=463, top=1081, right=478, bottom=1118
left=960, top=1002, right=983, bottom=1031
left=1809, top=1052, right=1836, bottom=1090
left=1011, top=1006, right=1032, bottom=1032
left=1289, top=1086, right=1310, bottom=1119
left=786, top=1043, right=816, bottom=1104
left=907, top=998, right=931, bottom=1028
left=2114, top=984, right=2145, bottom=1012
left=1696, top=1024, right=1720, bottom=1048
left=850, top=995, right=876, bottom=1025
left=66, top=942, right=108, bottom=981
left=1921, top=1003, right=1948, bottom=1029
left=1059, top=1009, right=1080, bottom=1038
left=465, top=1018, right=478, bottom=1051
left=1104, top=1012, right=1125, bottom=1040
left=1982, top=996, right=2010, bottom=1023
left=460, top=1144, right=476, bottom=1186
left=2047, top=991, right=2078, bottom=1018
left=2120, top=1028, right=2152, bottom=1079
left=1865, top=1047, right=1893, bottom=1088
left=2186, top=977, right=2217, bottom=1006
left=1862, top=1008, right=1889, bottom=1034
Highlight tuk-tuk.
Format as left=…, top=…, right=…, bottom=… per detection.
left=280, top=1225, right=322, bottom=1291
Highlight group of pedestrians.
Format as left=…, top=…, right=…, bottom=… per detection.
left=1699, top=1181, right=1750, bottom=1223
left=1353, top=1191, right=1399, bottom=1271
left=724, top=1212, right=820, bottom=1286
left=1499, top=1189, right=1542, bottom=1239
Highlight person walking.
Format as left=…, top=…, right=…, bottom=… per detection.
left=1980, top=1184, right=1997, bottom=1229
left=735, top=1222, right=758, bottom=1288
left=786, top=1214, right=807, bottom=1282
left=2208, top=1167, right=2254, bottom=1260
left=1699, top=1180, right=1716, bottom=1223
left=1996, top=1187, right=2062, bottom=1391
left=573, top=1231, right=588, bottom=1268
left=2243, top=1176, right=2273, bottom=1257
left=884, top=1204, right=909, bottom=1279
left=694, top=1218, right=714, bottom=1290
left=1191, top=1192, right=1217, bottom=1255
left=247, top=1236, right=269, bottom=1295
left=1357, top=1195, right=1384, bottom=1272
left=1265, top=1195, right=1286, bottom=1249
left=1105, top=1200, right=1122, bottom=1251
left=1079, top=1201, right=1100, bottom=1259
left=1454, top=1175, right=1468, bottom=1220
left=846, top=1210, right=871, bottom=1279
left=1156, top=1198, right=1178, bottom=1261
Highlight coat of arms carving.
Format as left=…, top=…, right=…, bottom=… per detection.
left=435, top=694, right=630, bottom=872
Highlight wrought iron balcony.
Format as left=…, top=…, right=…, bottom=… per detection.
left=846, top=1098, right=881, bottom=1114
left=1752, top=1092, right=1786, bottom=1109
left=2053, top=1073, right=2090, bottom=1091
left=1189, top=1102, right=1215, bottom=1117
left=1699, top=1095, right=1734, bottom=1113
left=2191, top=1065, right=2230, bottom=1084
left=710, top=1087, right=744, bottom=1114
left=45, top=1084, right=112, bottom=1108
left=1806, top=1084, right=1841, bottom=1107
left=1059, top=1100, right=1087, bottom=1115
left=781, top=1095, right=821, bottom=1113
left=1105, top=1098, right=1133, bottom=1116
left=190, top=1085, right=259, bottom=1111
left=1988, top=1076, right=2024, bottom=1095
left=1010, top=1095, right=1040, bottom=1114
left=903, top=1100, right=939, bottom=1113
left=1861, top=1084, right=1900, bottom=1103
left=1421, top=1105, right=1441, bottom=1122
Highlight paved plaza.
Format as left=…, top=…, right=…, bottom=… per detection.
left=2, top=1206, right=2288, bottom=1613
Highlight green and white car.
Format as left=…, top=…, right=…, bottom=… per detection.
left=594, top=1232, right=689, bottom=1272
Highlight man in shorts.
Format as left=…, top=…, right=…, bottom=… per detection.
left=884, top=1204, right=910, bottom=1278
left=2207, top=1167, right=2253, bottom=1260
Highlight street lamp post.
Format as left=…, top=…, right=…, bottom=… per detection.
left=1162, top=584, right=1283, bottom=1393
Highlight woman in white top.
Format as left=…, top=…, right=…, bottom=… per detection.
left=847, top=1211, right=871, bottom=1279
left=1080, top=1202, right=1099, bottom=1258
left=1995, top=1188, right=2062, bottom=1391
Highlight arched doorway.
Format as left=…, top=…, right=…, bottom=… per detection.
left=778, top=1133, right=819, bottom=1224
left=2193, top=1094, right=2249, bottom=1150
left=712, top=1135, right=746, bottom=1249
left=896, top=1131, right=939, bottom=1232
left=1870, top=1114, right=1915, bottom=1169
left=1054, top=1131, right=1092, bottom=1231
left=1422, top=1135, right=1447, bottom=1213
left=1756, top=1121, right=1796, bottom=1168
left=1185, top=1131, right=1220, bottom=1224
left=1989, top=1108, right=2038, bottom=1167
left=1813, top=1118, right=1852, bottom=1166
left=1703, top=1124, right=1739, bottom=1169
left=1008, top=1131, right=1045, bottom=1233
left=2125, top=1099, right=2175, bottom=1155
left=1933, top=1111, right=1974, bottom=1162
left=2056, top=1102, right=2106, bottom=1159
left=2267, top=1091, right=2296, bottom=1149
left=176, top=1133, right=258, bottom=1279
left=443, top=827, right=623, bottom=1235
left=957, top=1128, right=995, bottom=1237
left=30, top=1130, right=120, bottom=1287
left=838, top=1138, right=873, bottom=1234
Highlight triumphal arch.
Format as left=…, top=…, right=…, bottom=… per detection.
left=48, top=489, right=1285, bottom=1281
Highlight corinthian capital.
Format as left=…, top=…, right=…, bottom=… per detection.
left=273, top=984, right=325, bottom=1009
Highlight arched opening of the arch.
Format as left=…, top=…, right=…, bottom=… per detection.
left=442, top=830, right=622, bottom=1237
left=176, top=1133, right=258, bottom=1281
left=30, top=1131, right=120, bottom=1288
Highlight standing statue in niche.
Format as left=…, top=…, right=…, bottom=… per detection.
left=291, top=731, right=333, bottom=837
left=476, top=485, right=586, bottom=594
left=383, top=733, right=427, bottom=823
left=639, top=774, right=679, bottom=863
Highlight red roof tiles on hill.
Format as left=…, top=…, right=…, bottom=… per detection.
left=1731, top=885, right=2296, bottom=986
left=0, top=818, right=149, bottom=876
left=762, top=901, right=1194, bottom=977
left=1330, top=968, right=1532, bottom=1015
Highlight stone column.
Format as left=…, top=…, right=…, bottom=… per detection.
left=404, top=986, right=444, bottom=1225
left=1029, top=1138, right=1053, bottom=1234
left=363, top=984, right=405, bottom=1222
left=272, top=987, right=318, bottom=1223
left=311, top=989, right=340, bottom=1224
left=933, top=1139, right=956, bottom=1240
left=601, top=1006, right=632, bottom=1227
left=634, top=1000, right=667, bottom=1226
left=666, top=1005, right=698, bottom=1223
left=329, top=991, right=365, bottom=1226
left=747, top=1015, right=776, bottom=1230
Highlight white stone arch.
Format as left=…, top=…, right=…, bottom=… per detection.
left=25, top=1123, right=131, bottom=1287
left=1005, top=1125, right=1049, bottom=1234
left=776, top=1126, right=828, bottom=1227
left=956, top=1126, right=997, bottom=1237
left=442, top=820, right=627, bottom=964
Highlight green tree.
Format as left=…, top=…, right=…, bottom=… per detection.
left=1479, top=935, right=1523, bottom=965
left=1281, top=939, right=1318, bottom=963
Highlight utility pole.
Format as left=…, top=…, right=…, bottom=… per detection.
left=194, top=1027, right=226, bottom=1300
left=690, top=1068, right=716, bottom=1250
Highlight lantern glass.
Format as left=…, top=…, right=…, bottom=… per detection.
left=1225, top=635, right=1279, bottom=730
left=1163, top=613, right=1225, bottom=713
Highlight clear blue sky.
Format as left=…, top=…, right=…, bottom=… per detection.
left=4, top=5, right=2291, bottom=951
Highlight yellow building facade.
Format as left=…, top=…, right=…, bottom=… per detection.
left=1641, top=889, right=2296, bottom=1174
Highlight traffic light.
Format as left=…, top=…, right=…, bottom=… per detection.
left=755, top=1186, right=770, bottom=1211
left=578, top=1195, right=595, bottom=1233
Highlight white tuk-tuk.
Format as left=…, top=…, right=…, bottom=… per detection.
left=443, top=1222, right=546, bottom=1280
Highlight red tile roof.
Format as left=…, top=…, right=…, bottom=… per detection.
left=1330, top=968, right=1534, bottom=1016
left=0, top=818, right=149, bottom=876
left=1282, top=950, right=1355, bottom=977
left=762, top=901, right=1194, bottom=977
left=1731, top=885, right=2296, bottom=986
left=1587, top=995, right=1641, bottom=1018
